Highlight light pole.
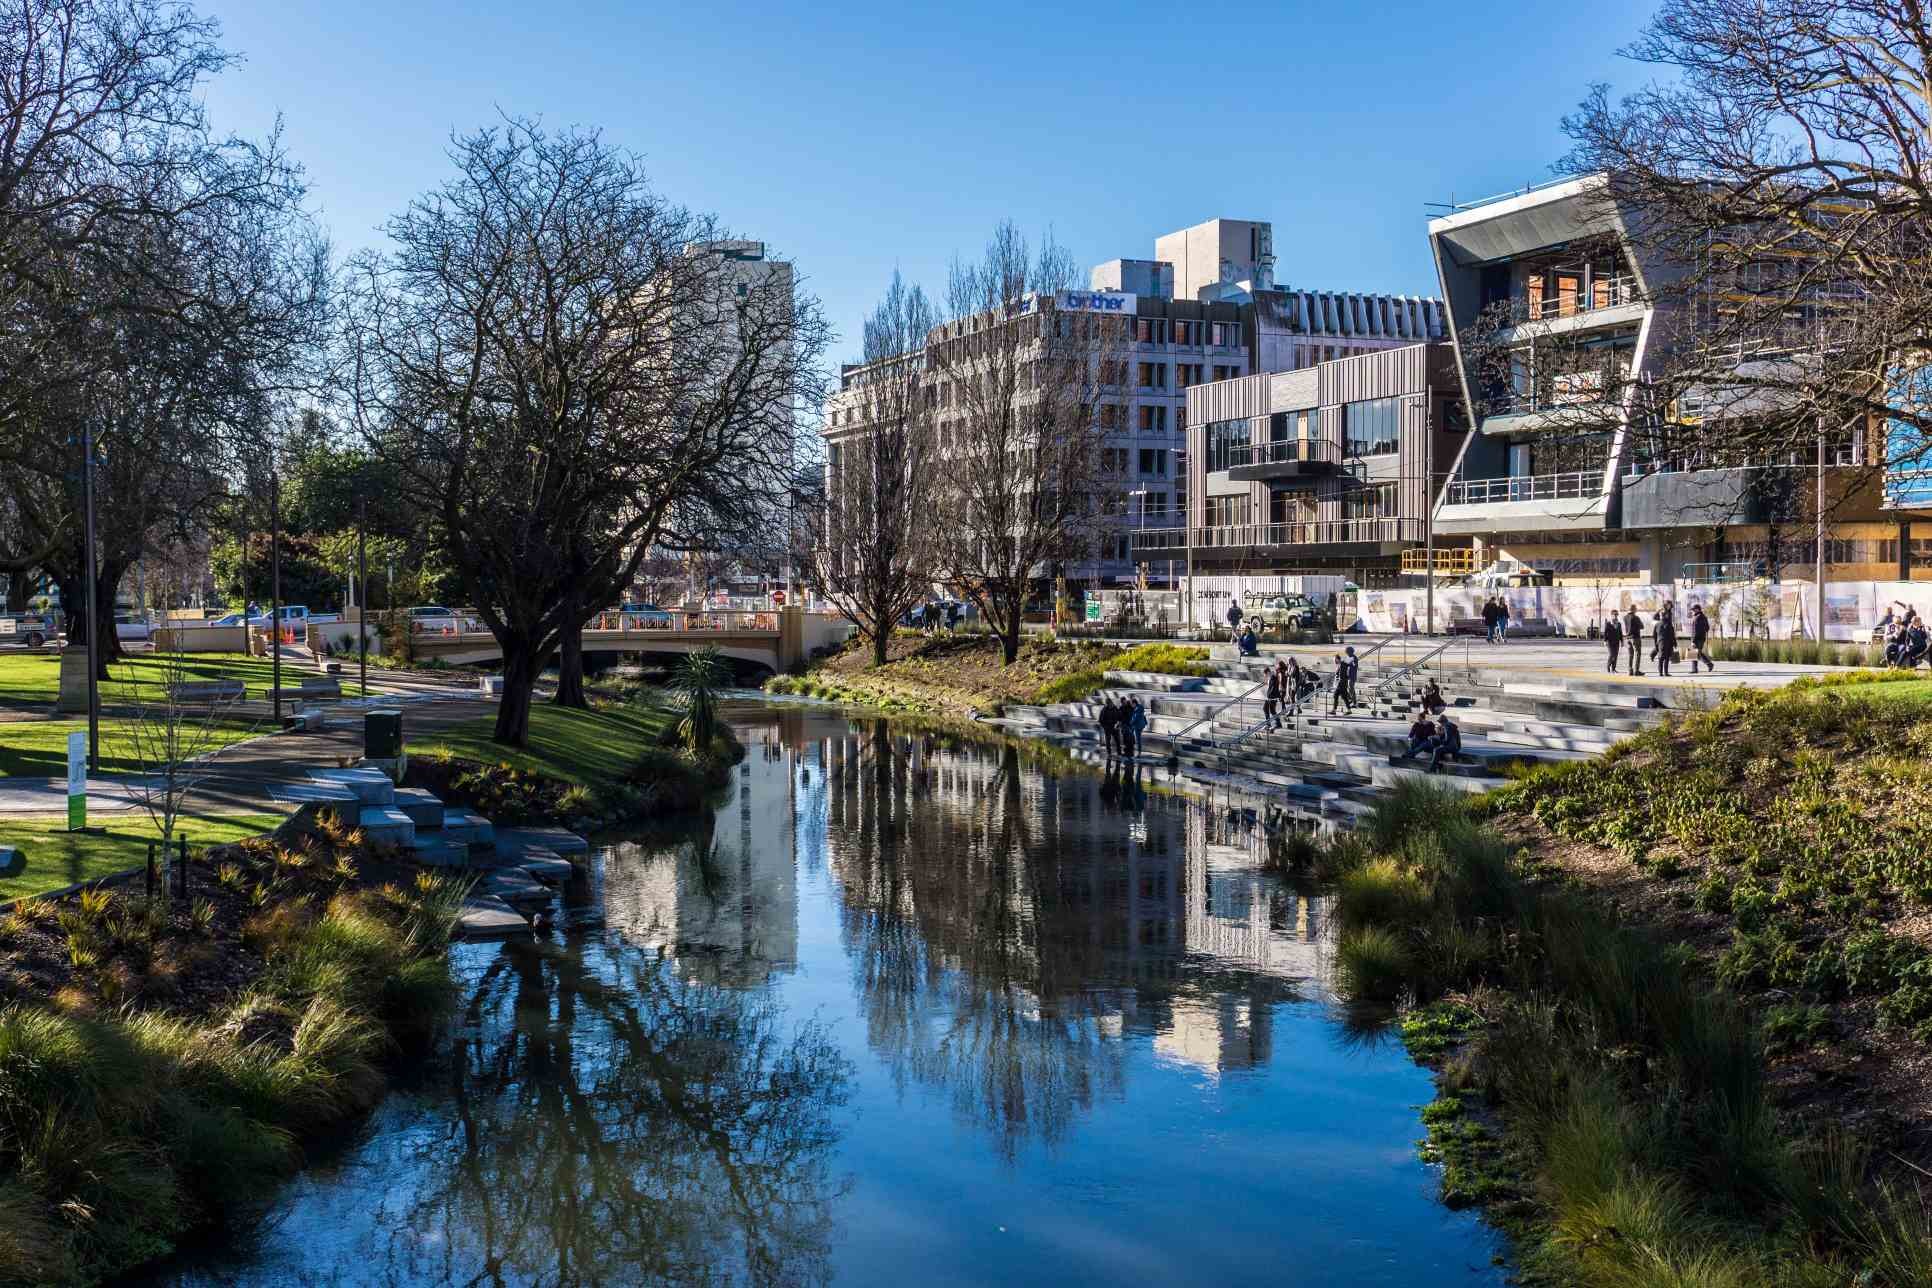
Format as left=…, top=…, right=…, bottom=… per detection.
left=357, top=498, right=368, bottom=700
left=81, top=420, right=100, bottom=773
left=270, top=469, right=282, bottom=728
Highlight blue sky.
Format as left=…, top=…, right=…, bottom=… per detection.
left=200, top=0, right=1659, bottom=364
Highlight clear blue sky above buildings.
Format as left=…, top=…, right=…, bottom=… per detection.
left=201, top=0, right=1659, bottom=365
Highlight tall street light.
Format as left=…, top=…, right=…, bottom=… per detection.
left=81, top=420, right=100, bottom=772
left=270, top=468, right=282, bottom=728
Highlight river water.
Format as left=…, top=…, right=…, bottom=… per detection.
left=148, top=703, right=1503, bottom=1287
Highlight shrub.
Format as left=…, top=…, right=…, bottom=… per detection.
left=1336, top=858, right=1432, bottom=928
left=1336, top=926, right=1413, bottom=1003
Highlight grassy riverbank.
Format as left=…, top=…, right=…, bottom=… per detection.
left=0, top=809, right=464, bottom=1286
left=0, top=812, right=282, bottom=900
left=1309, top=678, right=1932, bottom=1285
left=764, top=633, right=1210, bottom=716
left=404, top=698, right=739, bottom=826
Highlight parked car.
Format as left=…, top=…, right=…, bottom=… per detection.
left=0, top=614, right=55, bottom=648
left=247, top=605, right=321, bottom=627
left=207, top=612, right=246, bottom=627
left=114, top=613, right=152, bottom=643
left=619, top=603, right=674, bottom=628
left=1248, top=594, right=1321, bottom=630
left=407, top=605, right=460, bottom=634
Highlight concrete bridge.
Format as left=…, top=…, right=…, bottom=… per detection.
left=405, top=607, right=850, bottom=674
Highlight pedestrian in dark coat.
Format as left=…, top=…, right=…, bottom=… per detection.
left=1098, top=696, right=1121, bottom=756
left=1689, top=604, right=1714, bottom=673
left=1654, top=604, right=1678, bottom=678
left=1602, top=614, right=1623, bottom=674
left=1623, top=608, right=1644, bottom=676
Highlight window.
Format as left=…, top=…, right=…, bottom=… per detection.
left=1178, top=363, right=1205, bottom=387
left=1343, top=483, right=1397, bottom=520
left=1101, top=447, right=1130, bottom=474
left=1138, top=448, right=1167, bottom=476
left=1137, top=404, right=1168, bottom=432
left=1212, top=364, right=1239, bottom=381
left=1211, top=321, right=1242, bottom=347
left=1176, top=406, right=1187, bottom=431
left=1342, top=396, right=1401, bottom=456
left=1137, top=362, right=1167, bottom=388
left=1135, top=318, right=1168, bottom=344
left=1206, top=418, right=1250, bottom=472
left=1098, top=402, right=1125, bottom=429
left=1100, top=360, right=1128, bottom=385
left=1205, top=496, right=1251, bottom=527
left=1173, top=320, right=1198, bottom=346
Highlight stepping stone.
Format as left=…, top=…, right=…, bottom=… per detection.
left=311, top=767, right=396, bottom=805
left=516, top=848, right=576, bottom=883
left=391, top=787, right=447, bottom=827
left=410, top=840, right=472, bottom=868
left=357, top=805, right=415, bottom=847
left=442, top=808, right=494, bottom=844
left=478, top=869, right=551, bottom=907
left=456, top=895, right=530, bottom=940
left=495, top=826, right=587, bottom=858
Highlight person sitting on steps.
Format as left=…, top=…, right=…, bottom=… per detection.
left=1402, top=713, right=1437, bottom=761
left=1427, top=714, right=1462, bottom=773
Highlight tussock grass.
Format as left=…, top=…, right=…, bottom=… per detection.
left=1031, top=642, right=1212, bottom=703
left=0, top=873, right=462, bottom=1285
left=1320, top=783, right=1932, bottom=1286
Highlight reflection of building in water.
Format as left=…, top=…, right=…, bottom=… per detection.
left=601, top=746, right=800, bottom=987
left=821, top=721, right=1333, bottom=1081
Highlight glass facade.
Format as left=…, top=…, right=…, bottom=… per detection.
left=1342, top=397, right=1400, bottom=457
left=1206, top=418, right=1250, bottom=473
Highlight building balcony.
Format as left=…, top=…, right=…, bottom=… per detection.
left=1131, top=517, right=1423, bottom=560
left=1509, top=274, right=1640, bottom=324
left=1435, top=468, right=1610, bottom=536
left=1223, top=436, right=1344, bottom=482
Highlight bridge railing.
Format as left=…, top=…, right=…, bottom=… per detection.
left=587, top=609, right=780, bottom=633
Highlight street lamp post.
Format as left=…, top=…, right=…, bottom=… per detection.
left=270, top=470, right=282, bottom=728
left=81, top=420, right=100, bottom=772
left=357, top=499, right=368, bottom=700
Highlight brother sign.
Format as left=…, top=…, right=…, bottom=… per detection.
left=1055, top=290, right=1136, bottom=314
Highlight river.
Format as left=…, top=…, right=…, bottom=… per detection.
left=143, top=702, right=1503, bottom=1287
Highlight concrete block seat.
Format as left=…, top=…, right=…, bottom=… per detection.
left=516, top=849, right=577, bottom=883
left=495, top=826, right=588, bottom=859
left=439, top=807, right=495, bottom=847
left=1105, top=670, right=1207, bottom=692
left=169, top=679, right=245, bottom=704
left=1372, top=762, right=1505, bottom=794
left=409, top=839, right=473, bottom=868
left=391, top=787, right=447, bottom=828
left=357, top=805, right=415, bottom=847
left=310, top=767, right=395, bottom=805
left=478, top=867, right=552, bottom=908
left=269, top=780, right=361, bottom=807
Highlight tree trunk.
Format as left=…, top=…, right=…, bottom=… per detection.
left=493, top=645, right=539, bottom=747
left=4, top=574, right=26, bottom=614
left=553, top=611, right=589, bottom=709
left=1000, top=598, right=1022, bottom=664
left=872, top=626, right=890, bottom=668
left=93, top=561, right=127, bottom=677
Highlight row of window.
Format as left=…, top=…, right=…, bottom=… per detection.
left=1099, top=448, right=1175, bottom=477
left=1131, top=319, right=1244, bottom=347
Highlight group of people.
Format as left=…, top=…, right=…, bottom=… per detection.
left=910, top=600, right=962, bottom=633
left=1597, top=602, right=1713, bottom=677
left=1401, top=702, right=1463, bottom=773
left=1260, top=656, right=1322, bottom=730
left=1879, top=607, right=1930, bottom=667
left=1097, top=693, right=1150, bottom=758
left=1480, top=597, right=1512, bottom=643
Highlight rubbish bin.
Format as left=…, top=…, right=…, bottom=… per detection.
left=365, top=708, right=403, bottom=760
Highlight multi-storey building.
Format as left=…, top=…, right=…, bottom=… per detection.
left=1135, top=343, right=1467, bottom=597
left=822, top=217, right=1445, bottom=591
left=1426, top=175, right=1896, bottom=586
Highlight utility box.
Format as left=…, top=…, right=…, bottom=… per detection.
left=364, top=708, right=403, bottom=760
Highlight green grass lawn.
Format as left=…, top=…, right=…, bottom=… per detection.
left=407, top=702, right=678, bottom=792
left=0, top=651, right=366, bottom=709
left=0, top=717, right=265, bottom=777
left=0, top=810, right=281, bottom=900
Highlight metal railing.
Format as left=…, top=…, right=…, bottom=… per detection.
left=1224, top=437, right=1343, bottom=469
left=1131, top=518, right=1424, bottom=554
left=1515, top=274, right=1640, bottom=322
left=1368, top=636, right=1497, bottom=699
left=1401, top=546, right=1481, bottom=575
left=1443, top=470, right=1604, bottom=506
left=588, top=609, right=780, bottom=632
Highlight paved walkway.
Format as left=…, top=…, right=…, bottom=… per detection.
left=0, top=676, right=496, bottom=817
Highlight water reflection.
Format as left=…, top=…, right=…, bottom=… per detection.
left=151, top=703, right=1500, bottom=1288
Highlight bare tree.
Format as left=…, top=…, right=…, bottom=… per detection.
left=928, top=223, right=1123, bottom=664
left=345, top=119, right=824, bottom=746
left=799, top=273, right=939, bottom=667
left=1563, top=0, right=1932, bottom=487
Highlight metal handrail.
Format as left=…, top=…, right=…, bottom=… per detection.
left=1370, top=637, right=1497, bottom=698
left=1225, top=437, right=1343, bottom=469
left=1168, top=680, right=1264, bottom=744
left=1208, top=665, right=1331, bottom=752
left=1444, top=470, right=1602, bottom=506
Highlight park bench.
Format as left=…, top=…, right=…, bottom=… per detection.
left=269, top=677, right=341, bottom=704
left=167, top=679, right=246, bottom=705
left=1448, top=617, right=1486, bottom=636
left=1510, top=617, right=1560, bottom=638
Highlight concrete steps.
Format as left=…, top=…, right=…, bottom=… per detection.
left=357, top=805, right=415, bottom=847
left=311, top=767, right=396, bottom=805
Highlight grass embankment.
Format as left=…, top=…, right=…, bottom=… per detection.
left=764, top=633, right=1212, bottom=716
left=404, top=699, right=738, bottom=826
left=0, top=809, right=465, bottom=1286
left=0, top=813, right=281, bottom=901
left=1306, top=683, right=1932, bottom=1285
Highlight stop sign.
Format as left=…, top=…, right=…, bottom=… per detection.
left=772, top=590, right=787, bottom=606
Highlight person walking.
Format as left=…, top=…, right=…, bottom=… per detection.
left=1481, top=597, right=1500, bottom=643
left=1126, top=696, right=1149, bottom=758
left=1226, top=600, right=1244, bottom=637
left=1496, top=596, right=1512, bottom=644
left=1098, top=695, right=1121, bottom=757
left=1654, top=603, right=1678, bottom=678
left=1602, top=612, right=1623, bottom=675
left=1623, top=607, right=1644, bottom=676
left=1689, top=603, right=1714, bottom=673
left=1264, top=663, right=1284, bottom=730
